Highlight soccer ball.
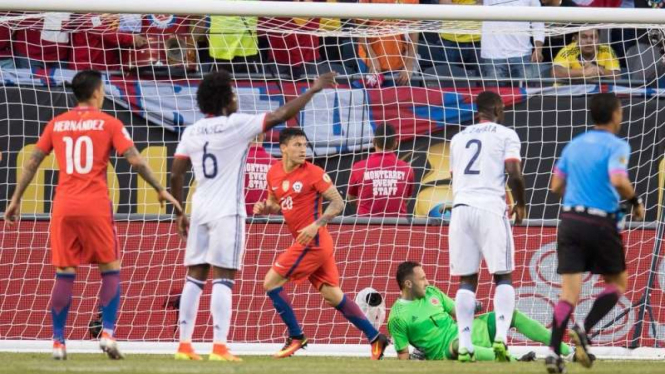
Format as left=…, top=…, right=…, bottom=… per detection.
left=355, top=287, right=386, bottom=331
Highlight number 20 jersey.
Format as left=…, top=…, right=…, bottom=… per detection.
left=174, top=113, right=266, bottom=223
left=449, top=121, right=522, bottom=216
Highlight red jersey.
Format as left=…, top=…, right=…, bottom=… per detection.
left=0, top=26, right=12, bottom=58
left=264, top=17, right=320, bottom=66
left=35, top=106, right=135, bottom=217
left=348, top=152, right=414, bottom=216
left=267, top=161, right=333, bottom=238
left=71, top=16, right=135, bottom=70
left=13, top=13, right=75, bottom=64
left=245, top=145, right=278, bottom=216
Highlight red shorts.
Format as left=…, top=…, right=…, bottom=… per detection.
left=272, top=232, right=340, bottom=290
left=50, top=215, right=119, bottom=267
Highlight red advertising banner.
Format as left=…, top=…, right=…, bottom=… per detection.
left=1, top=221, right=663, bottom=347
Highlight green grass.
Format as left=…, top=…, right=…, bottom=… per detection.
left=0, top=353, right=662, bottom=374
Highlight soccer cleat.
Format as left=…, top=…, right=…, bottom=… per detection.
left=52, top=341, right=67, bottom=360
left=569, top=324, right=593, bottom=368
left=273, top=337, right=308, bottom=359
left=370, top=334, right=390, bottom=360
left=493, top=340, right=510, bottom=362
left=518, top=351, right=537, bottom=362
left=174, top=342, right=202, bottom=361
left=99, top=332, right=125, bottom=360
left=457, top=348, right=476, bottom=363
left=545, top=352, right=567, bottom=374
left=209, top=343, right=242, bottom=362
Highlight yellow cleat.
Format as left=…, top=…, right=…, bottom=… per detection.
left=274, top=337, right=308, bottom=359
left=174, top=342, right=202, bottom=361
left=209, top=343, right=242, bottom=362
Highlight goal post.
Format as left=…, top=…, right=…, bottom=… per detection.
left=0, top=0, right=664, bottom=360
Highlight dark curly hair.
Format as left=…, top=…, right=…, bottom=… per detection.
left=196, top=70, right=234, bottom=116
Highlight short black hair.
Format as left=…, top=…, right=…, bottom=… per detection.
left=279, top=127, right=307, bottom=145
left=374, top=123, right=396, bottom=150
left=590, top=93, right=621, bottom=125
left=476, top=91, right=503, bottom=115
left=197, top=70, right=234, bottom=116
left=396, top=261, right=421, bottom=290
left=71, top=70, right=103, bottom=102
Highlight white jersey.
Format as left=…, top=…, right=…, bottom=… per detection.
left=175, top=112, right=266, bottom=223
left=450, top=121, right=522, bottom=216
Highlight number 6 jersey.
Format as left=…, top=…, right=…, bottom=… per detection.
left=174, top=112, right=266, bottom=223
left=449, top=121, right=522, bottom=216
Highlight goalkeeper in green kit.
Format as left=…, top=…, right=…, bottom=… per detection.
left=388, top=261, right=571, bottom=361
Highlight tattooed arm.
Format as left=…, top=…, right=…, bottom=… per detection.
left=295, top=185, right=344, bottom=245
left=4, top=149, right=47, bottom=223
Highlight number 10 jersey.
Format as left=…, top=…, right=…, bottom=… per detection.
left=174, top=112, right=266, bottom=223
left=449, top=121, right=522, bottom=217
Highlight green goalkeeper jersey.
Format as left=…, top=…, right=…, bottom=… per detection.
left=387, top=285, right=458, bottom=360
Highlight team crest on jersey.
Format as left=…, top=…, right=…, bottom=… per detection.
left=430, top=297, right=440, bottom=306
left=282, top=180, right=290, bottom=192
left=147, top=14, right=177, bottom=29
left=323, top=173, right=331, bottom=183
left=293, top=181, right=303, bottom=193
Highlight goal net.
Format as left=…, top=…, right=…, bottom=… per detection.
left=0, top=3, right=664, bottom=358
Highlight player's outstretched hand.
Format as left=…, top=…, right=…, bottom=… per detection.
left=158, top=190, right=183, bottom=216
left=633, top=202, right=646, bottom=221
left=311, top=72, right=338, bottom=93
left=177, top=215, right=190, bottom=240
left=4, top=199, right=19, bottom=225
left=253, top=200, right=266, bottom=215
left=511, top=204, right=526, bottom=225
left=296, top=222, right=319, bottom=246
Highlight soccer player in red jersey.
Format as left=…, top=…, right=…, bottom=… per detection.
left=5, top=70, right=181, bottom=360
left=347, top=123, right=414, bottom=216
left=245, top=133, right=277, bottom=216
left=254, top=128, right=390, bottom=360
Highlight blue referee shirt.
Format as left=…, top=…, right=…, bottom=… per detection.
left=554, top=129, right=631, bottom=213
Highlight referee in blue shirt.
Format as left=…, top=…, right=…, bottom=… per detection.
left=545, top=93, right=645, bottom=373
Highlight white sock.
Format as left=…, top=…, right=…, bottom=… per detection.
left=178, top=276, right=204, bottom=343
left=493, top=283, right=516, bottom=343
left=212, top=278, right=234, bottom=345
left=455, top=288, right=476, bottom=353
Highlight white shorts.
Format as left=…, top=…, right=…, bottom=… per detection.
left=448, top=205, right=515, bottom=276
left=184, top=215, right=245, bottom=270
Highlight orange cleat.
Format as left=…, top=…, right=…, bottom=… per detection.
left=100, top=332, right=124, bottom=360
left=174, top=342, right=202, bottom=361
left=52, top=341, right=67, bottom=360
left=209, top=343, right=242, bottom=362
left=273, top=337, right=308, bottom=359
left=370, top=334, right=390, bottom=360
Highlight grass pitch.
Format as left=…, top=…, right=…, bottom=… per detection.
left=0, top=353, right=663, bottom=374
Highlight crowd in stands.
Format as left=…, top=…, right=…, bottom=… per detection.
left=0, top=0, right=663, bottom=86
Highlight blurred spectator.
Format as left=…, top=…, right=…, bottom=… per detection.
left=0, top=25, right=14, bottom=70
left=480, top=0, right=544, bottom=83
left=264, top=0, right=321, bottom=79
left=208, top=0, right=262, bottom=75
left=569, top=0, right=621, bottom=6
left=626, top=30, right=665, bottom=86
left=358, top=0, right=419, bottom=86
left=437, top=0, right=481, bottom=73
left=319, top=0, right=357, bottom=74
left=552, top=29, right=620, bottom=79
left=348, top=123, right=414, bottom=216
left=71, top=14, right=148, bottom=71
left=245, top=133, right=278, bottom=215
left=13, top=12, right=73, bottom=69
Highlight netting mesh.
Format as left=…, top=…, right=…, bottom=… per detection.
left=0, top=9, right=664, bottom=350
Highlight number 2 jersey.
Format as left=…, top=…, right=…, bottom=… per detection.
left=266, top=161, right=333, bottom=240
left=35, top=106, right=134, bottom=217
left=449, top=121, right=522, bottom=216
left=174, top=113, right=266, bottom=223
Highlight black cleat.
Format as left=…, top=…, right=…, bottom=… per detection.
left=569, top=324, right=593, bottom=368
left=545, top=352, right=566, bottom=374
left=519, top=351, right=537, bottom=362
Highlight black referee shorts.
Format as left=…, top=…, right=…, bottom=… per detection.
left=556, top=212, right=626, bottom=275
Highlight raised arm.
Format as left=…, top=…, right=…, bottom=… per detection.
left=4, top=148, right=47, bottom=223
left=263, top=72, right=337, bottom=131
left=506, top=160, right=527, bottom=224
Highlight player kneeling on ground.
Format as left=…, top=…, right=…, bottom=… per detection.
left=388, top=262, right=572, bottom=361
left=254, top=128, right=390, bottom=359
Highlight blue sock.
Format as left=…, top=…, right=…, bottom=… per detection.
left=51, top=273, right=75, bottom=344
left=267, top=287, right=303, bottom=338
left=100, top=270, right=121, bottom=336
left=335, top=294, right=379, bottom=342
